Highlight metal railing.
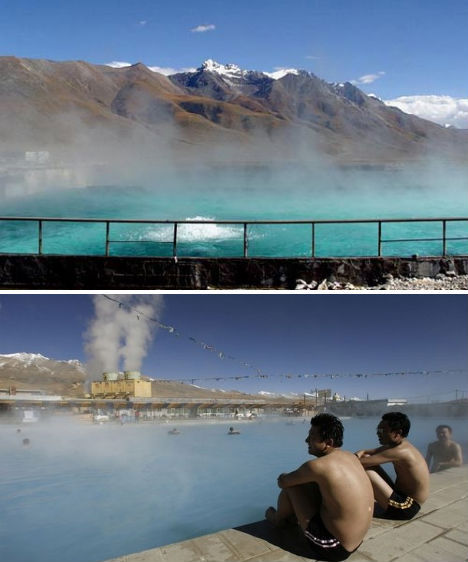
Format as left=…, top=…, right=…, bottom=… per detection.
left=1, top=216, right=467, bottom=258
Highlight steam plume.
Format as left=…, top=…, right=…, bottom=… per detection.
left=85, top=294, right=163, bottom=377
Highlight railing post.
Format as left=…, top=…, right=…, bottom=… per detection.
left=105, top=221, right=110, bottom=256
left=38, top=220, right=43, bottom=255
left=378, top=221, right=382, bottom=257
left=173, top=223, right=178, bottom=257
left=3, top=215, right=467, bottom=260
left=311, top=222, right=315, bottom=258
left=243, top=223, right=248, bottom=257
left=442, top=220, right=447, bottom=257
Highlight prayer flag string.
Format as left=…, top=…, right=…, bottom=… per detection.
left=101, top=295, right=466, bottom=385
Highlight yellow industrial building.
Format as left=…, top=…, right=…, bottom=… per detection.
left=91, top=371, right=152, bottom=398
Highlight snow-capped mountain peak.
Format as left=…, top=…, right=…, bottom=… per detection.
left=1, top=352, right=49, bottom=364
left=66, top=359, right=83, bottom=366
left=264, top=68, right=300, bottom=80
left=200, top=59, right=244, bottom=77
left=258, top=390, right=305, bottom=398
left=200, top=60, right=302, bottom=81
left=0, top=353, right=85, bottom=369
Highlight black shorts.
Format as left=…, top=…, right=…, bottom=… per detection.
left=382, top=490, right=421, bottom=520
left=303, top=513, right=357, bottom=562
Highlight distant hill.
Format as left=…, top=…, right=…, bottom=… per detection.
left=0, top=353, right=293, bottom=403
left=0, top=353, right=87, bottom=397
left=1, top=56, right=466, bottom=165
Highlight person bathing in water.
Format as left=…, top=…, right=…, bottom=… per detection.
left=265, top=413, right=373, bottom=561
left=355, top=412, right=429, bottom=520
left=425, top=424, right=463, bottom=473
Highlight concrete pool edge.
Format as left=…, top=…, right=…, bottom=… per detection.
left=104, top=465, right=468, bottom=562
left=0, top=255, right=467, bottom=289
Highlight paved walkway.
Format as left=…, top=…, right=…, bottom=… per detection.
left=106, top=465, right=468, bottom=562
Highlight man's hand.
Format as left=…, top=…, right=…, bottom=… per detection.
left=354, top=450, right=369, bottom=459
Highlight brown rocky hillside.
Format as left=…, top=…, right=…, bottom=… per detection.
left=0, top=353, right=292, bottom=403
left=1, top=56, right=466, bottom=165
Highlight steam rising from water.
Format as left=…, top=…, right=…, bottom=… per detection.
left=85, top=295, right=163, bottom=377
left=1, top=119, right=467, bottom=259
left=2, top=417, right=466, bottom=562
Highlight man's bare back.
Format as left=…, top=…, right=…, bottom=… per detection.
left=266, top=414, right=373, bottom=559
left=285, top=449, right=374, bottom=549
left=356, top=413, right=430, bottom=520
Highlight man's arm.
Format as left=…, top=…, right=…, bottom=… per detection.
left=425, top=443, right=434, bottom=469
left=354, top=445, right=386, bottom=459
left=277, top=460, right=318, bottom=489
left=434, top=443, right=463, bottom=471
left=357, top=446, right=401, bottom=468
left=453, top=443, right=463, bottom=466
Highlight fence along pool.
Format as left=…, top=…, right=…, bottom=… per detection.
left=1, top=216, right=468, bottom=258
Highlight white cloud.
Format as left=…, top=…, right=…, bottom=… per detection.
left=106, top=61, right=132, bottom=68
left=148, top=65, right=196, bottom=76
left=384, top=95, right=468, bottom=129
left=139, top=20, right=147, bottom=26
left=104, top=61, right=195, bottom=75
left=191, top=24, right=216, bottom=33
left=351, top=71, right=385, bottom=85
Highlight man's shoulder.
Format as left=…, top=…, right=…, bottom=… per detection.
left=386, top=441, right=413, bottom=460
left=307, top=451, right=343, bottom=467
left=401, top=440, right=428, bottom=463
left=322, top=449, right=353, bottom=465
left=332, top=449, right=353, bottom=458
left=402, top=439, right=419, bottom=450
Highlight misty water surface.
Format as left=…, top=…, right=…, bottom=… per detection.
left=1, top=165, right=467, bottom=257
left=1, top=416, right=467, bottom=562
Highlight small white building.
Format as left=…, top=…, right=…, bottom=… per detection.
left=25, top=151, right=50, bottom=164
left=387, top=398, right=408, bottom=407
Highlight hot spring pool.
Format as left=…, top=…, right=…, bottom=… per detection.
left=1, top=416, right=466, bottom=562
left=1, top=165, right=467, bottom=257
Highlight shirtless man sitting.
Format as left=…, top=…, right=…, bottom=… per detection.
left=355, top=412, right=429, bottom=520
left=265, top=413, right=373, bottom=562
left=425, top=424, right=463, bottom=473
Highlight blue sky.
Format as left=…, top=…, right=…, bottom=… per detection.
left=1, top=0, right=467, bottom=126
left=0, top=294, right=467, bottom=403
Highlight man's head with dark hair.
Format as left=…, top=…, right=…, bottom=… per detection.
left=310, top=413, right=344, bottom=448
left=436, top=424, right=453, bottom=441
left=381, top=412, right=411, bottom=438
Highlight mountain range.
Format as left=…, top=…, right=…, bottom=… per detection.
left=0, top=353, right=87, bottom=397
left=0, top=353, right=293, bottom=402
left=1, top=56, right=467, bottom=165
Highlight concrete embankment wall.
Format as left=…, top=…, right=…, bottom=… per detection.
left=0, top=254, right=467, bottom=289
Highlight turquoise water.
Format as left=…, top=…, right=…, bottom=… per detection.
left=0, top=416, right=466, bottom=562
left=1, top=165, right=467, bottom=257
